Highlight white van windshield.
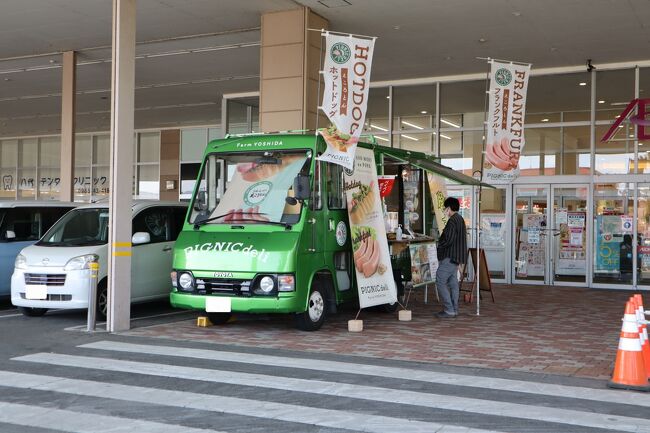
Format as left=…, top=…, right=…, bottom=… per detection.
left=189, top=150, right=311, bottom=226
left=38, top=208, right=109, bottom=247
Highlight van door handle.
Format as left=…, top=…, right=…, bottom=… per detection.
left=163, top=246, right=172, bottom=252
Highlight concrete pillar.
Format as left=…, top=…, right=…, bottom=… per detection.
left=108, top=0, right=136, bottom=332
left=159, top=129, right=180, bottom=201
left=259, top=7, right=328, bottom=132
left=60, top=51, right=76, bottom=202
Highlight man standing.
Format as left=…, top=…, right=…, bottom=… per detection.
left=435, top=197, right=467, bottom=318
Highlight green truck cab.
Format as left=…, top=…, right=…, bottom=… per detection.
left=170, top=133, right=481, bottom=330
left=171, top=134, right=359, bottom=331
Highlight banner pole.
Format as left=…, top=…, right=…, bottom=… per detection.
left=315, top=31, right=325, bottom=135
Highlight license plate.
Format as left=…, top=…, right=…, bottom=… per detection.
left=25, top=285, right=47, bottom=300
left=205, top=297, right=231, bottom=313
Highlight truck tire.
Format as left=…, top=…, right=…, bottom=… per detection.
left=294, top=285, right=326, bottom=331
left=18, top=307, right=48, bottom=317
left=207, top=312, right=231, bottom=325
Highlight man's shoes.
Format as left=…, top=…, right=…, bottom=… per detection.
left=435, top=311, right=456, bottom=319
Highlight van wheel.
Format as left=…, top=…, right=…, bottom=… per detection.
left=294, top=286, right=326, bottom=331
left=96, top=281, right=108, bottom=320
left=206, top=312, right=231, bottom=325
left=18, top=307, right=48, bottom=317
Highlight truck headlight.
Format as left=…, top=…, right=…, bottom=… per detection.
left=278, top=274, right=295, bottom=292
left=64, top=254, right=99, bottom=271
left=15, top=254, right=27, bottom=270
left=258, top=276, right=275, bottom=294
left=178, top=272, right=194, bottom=291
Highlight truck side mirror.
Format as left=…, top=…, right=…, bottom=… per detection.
left=293, top=174, right=311, bottom=201
left=5, top=230, right=15, bottom=240
left=194, top=190, right=207, bottom=211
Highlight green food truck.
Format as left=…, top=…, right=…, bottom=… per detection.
left=170, top=133, right=484, bottom=330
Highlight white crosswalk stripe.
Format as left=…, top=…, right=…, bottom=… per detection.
left=0, top=401, right=226, bottom=433
left=0, top=371, right=501, bottom=433
left=2, top=339, right=649, bottom=433
left=81, top=340, right=650, bottom=407
left=12, top=351, right=650, bottom=433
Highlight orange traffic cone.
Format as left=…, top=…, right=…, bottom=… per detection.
left=633, top=294, right=650, bottom=377
left=608, top=300, right=650, bottom=391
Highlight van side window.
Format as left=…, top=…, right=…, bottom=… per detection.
left=170, top=207, right=187, bottom=240
left=310, top=159, right=322, bottom=210
left=327, top=163, right=346, bottom=209
left=1, top=208, right=41, bottom=242
left=132, top=207, right=170, bottom=244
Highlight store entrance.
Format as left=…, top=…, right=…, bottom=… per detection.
left=512, top=184, right=589, bottom=286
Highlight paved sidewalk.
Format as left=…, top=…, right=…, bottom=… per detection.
left=124, top=284, right=638, bottom=380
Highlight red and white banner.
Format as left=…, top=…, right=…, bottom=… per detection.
left=483, top=60, right=531, bottom=184
left=318, top=32, right=375, bottom=171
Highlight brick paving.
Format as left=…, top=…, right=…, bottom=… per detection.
left=124, top=284, right=641, bottom=380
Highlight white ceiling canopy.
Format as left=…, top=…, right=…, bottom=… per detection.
left=0, top=0, right=649, bottom=137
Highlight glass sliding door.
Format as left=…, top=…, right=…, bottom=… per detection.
left=513, top=185, right=549, bottom=283
left=551, top=185, right=588, bottom=284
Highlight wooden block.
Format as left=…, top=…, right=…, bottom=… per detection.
left=197, top=316, right=212, bottom=327
left=348, top=319, right=363, bottom=332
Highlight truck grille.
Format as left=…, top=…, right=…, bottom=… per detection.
left=24, top=273, right=67, bottom=286
left=196, top=278, right=251, bottom=295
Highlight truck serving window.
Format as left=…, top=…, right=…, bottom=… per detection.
left=190, top=150, right=311, bottom=225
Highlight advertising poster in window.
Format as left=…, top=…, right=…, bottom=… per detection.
left=483, top=60, right=532, bottom=184
left=556, top=211, right=586, bottom=275
left=517, top=213, right=545, bottom=277
left=344, top=147, right=397, bottom=308
left=427, top=172, right=448, bottom=234
left=317, top=33, right=375, bottom=171
left=211, top=156, right=307, bottom=223
left=595, top=215, right=622, bottom=273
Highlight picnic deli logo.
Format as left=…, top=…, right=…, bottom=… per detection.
left=330, top=42, right=351, bottom=64
left=244, top=181, right=271, bottom=206
left=484, top=60, right=531, bottom=184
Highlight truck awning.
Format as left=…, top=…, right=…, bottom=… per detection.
left=360, top=142, right=495, bottom=188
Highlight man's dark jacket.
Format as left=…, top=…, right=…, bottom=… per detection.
left=436, top=212, right=467, bottom=264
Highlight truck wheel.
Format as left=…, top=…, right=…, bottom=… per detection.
left=207, top=312, right=231, bottom=325
left=294, top=286, right=326, bottom=331
left=96, top=281, right=108, bottom=320
left=18, top=307, right=48, bottom=317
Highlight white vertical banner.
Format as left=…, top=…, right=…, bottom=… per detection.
left=318, top=32, right=375, bottom=171
left=483, top=60, right=531, bottom=184
left=344, top=147, right=397, bottom=309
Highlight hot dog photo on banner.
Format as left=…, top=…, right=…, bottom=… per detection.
left=484, top=60, right=531, bottom=184
left=344, top=147, right=397, bottom=309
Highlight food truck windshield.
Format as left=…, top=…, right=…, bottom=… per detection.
left=189, top=149, right=312, bottom=226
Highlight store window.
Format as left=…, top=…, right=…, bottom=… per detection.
left=17, top=138, right=37, bottom=200
left=392, top=84, right=436, bottom=154
left=439, top=130, right=480, bottom=176
left=593, top=183, right=634, bottom=285
left=527, top=72, right=592, bottom=123
left=180, top=128, right=208, bottom=200
left=440, top=80, right=486, bottom=129
left=394, top=132, right=434, bottom=153
left=480, top=187, right=506, bottom=279
left=638, top=183, right=650, bottom=286
left=135, top=132, right=160, bottom=199
left=0, top=139, right=17, bottom=200
left=364, top=87, right=390, bottom=144
left=595, top=69, right=636, bottom=173
left=38, top=136, right=60, bottom=200
left=520, top=128, right=559, bottom=176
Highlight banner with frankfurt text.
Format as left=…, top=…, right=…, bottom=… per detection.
left=483, top=60, right=531, bottom=184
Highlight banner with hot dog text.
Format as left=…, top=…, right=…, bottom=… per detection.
left=344, top=147, right=397, bottom=308
left=484, top=60, right=531, bottom=184
left=318, top=32, right=375, bottom=171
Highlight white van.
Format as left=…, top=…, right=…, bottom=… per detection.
left=11, top=200, right=187, bottom=318
left=0, top=201, right=77, bottom=298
